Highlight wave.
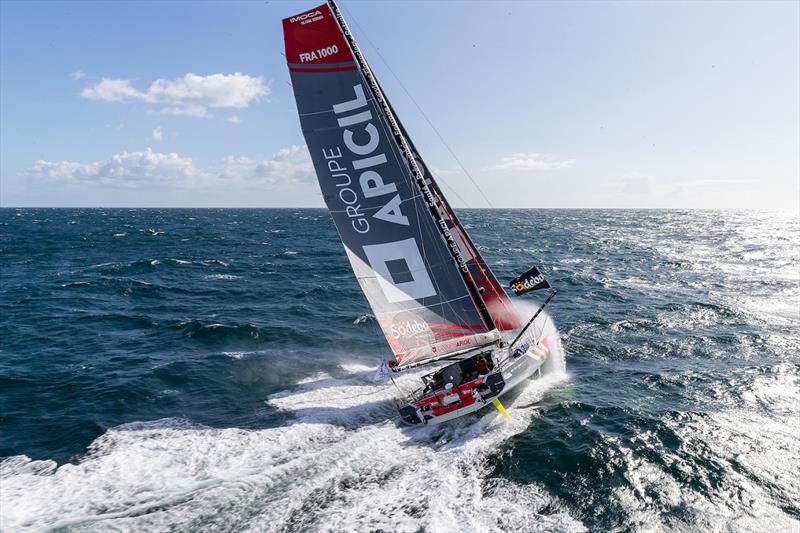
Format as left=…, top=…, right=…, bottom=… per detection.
left=174, top=320, right=311, bottom=346
left=178, top=321, right=262, bottom=340
left=204, top=274, right=241, bottom=281
left=60, top=281, right=92, bottom=288
left=0, top=364, right=576, bottom=532
left=352, top=314, right=374, bottom=325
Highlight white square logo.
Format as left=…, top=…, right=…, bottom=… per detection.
left=363, top=238, right=437, bottom=303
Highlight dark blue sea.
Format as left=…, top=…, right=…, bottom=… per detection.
left=1, top=208, right=798, bottom=532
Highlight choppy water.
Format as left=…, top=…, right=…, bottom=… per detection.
left=0, top=208, right=798, bottom=532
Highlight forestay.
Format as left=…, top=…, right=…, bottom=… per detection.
left=282, top=3, right=518, bottom=367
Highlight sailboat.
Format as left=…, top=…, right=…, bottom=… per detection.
left=283, top=1, right=558, bottom=425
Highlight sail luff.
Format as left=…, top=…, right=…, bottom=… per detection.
left=325, top=0, right=497, bottom=333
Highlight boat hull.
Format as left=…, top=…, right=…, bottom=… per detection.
left=399, top=339, right=550, bottom=425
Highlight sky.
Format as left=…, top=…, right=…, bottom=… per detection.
left=1, top=0, right=798, bottom=209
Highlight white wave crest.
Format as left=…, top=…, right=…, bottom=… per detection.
left=0, top=325, right=576, bottom=532
left=204, top=274, right=241, bottom=281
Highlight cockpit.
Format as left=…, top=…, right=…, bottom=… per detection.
left=420, top=351, right=495, bottom=396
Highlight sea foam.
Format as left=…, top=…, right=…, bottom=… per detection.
left=0, top=329, right=576, bottom=533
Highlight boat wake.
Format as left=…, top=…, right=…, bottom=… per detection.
left=0, top=315, right=578, bottom=532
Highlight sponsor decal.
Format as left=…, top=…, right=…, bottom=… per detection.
left=289, top=9, right=323, bottom=25
left=526, top=342, right=549, bottom=361
left=323, top=84, right=436, bottom=303
left=511, top=340, right=549, bottom=361
left=391, top=319, right=428, bottom=339
left=509, top=265, right=551, bottom=295
left=431, top=336, right=478, bottom=354
left=323, top=83, right=410, bottom=235
left=387, top=312, right=434, bottom=347
left=364, top=238, right=436, bottom=302
left=299, top=45, right=339, bottom=63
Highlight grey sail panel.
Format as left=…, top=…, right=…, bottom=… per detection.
left=283, top=4, right=499, bottom=366
left=372, top=77, right=524, bottom=332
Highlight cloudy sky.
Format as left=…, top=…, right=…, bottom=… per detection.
left=1, top=0, right=798, bottom=208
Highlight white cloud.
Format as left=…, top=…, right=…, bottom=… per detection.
left=82, top=79, right=144, bottom=102
left=21, top=145, right=314, bottom=189
left=149, top=73, right=266, bottom=108
left=149, top=126, right=164, bottom=141
left=81, top=72, right=269, bottom=118
left=486, top=153, right=575, bottom=171
left=252, top=145, right=315, bottom=184
left=71, top=70, right=86, bottom=80
left=217, top=146, right=314, bottom=185
left=227, top=115, right=242, bottom=124
left=21, top=148, right=198, bottom=188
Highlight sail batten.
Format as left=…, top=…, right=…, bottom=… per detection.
left=283, top=2, right=515, bottom=368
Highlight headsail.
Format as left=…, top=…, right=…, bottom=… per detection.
left=282, top=2, right=514, bottom=367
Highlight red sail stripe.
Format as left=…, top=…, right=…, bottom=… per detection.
left=288, top=66, right=358, bottom=73
left=432, top=331, right=475, bottom=338
left=428, top=323, right=486, bottom=331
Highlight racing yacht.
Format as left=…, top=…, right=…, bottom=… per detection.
left=282, top=1, right=558, bottom=425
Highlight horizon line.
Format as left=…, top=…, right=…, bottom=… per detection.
left=1, top=206, right=797, bottom=212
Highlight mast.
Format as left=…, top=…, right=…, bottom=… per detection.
left=326, top=0, right=497, bottom=333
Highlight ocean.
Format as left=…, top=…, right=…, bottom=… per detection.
left=0, top=208, right=797, bottom=532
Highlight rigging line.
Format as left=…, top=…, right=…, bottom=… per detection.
left=339, top=3, right=491, bottom=209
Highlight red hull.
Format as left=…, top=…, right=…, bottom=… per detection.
left=413, top=375, right=488, bottom=418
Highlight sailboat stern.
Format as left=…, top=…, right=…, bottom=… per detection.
left=399, top=351, right=507, bottom=426
left=399, top=338, right=551, bottom=425
left=403, top=375, right=507, bottom=426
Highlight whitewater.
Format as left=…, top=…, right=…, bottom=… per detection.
left=2, top=314, right=578, bottom=533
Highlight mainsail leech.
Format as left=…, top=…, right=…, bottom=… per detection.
left=283, top=1, right=520, bottom=368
